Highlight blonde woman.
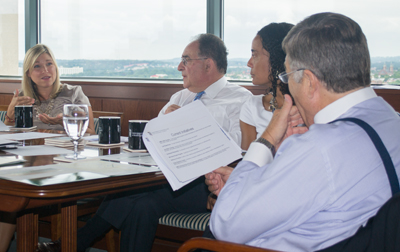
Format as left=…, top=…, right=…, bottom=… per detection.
left=5, top=44, right=95, bottom=134
left=1, top=44, right=95, bottom=252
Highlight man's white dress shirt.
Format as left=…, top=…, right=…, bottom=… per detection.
left=159, top=76, right=253, bottom=145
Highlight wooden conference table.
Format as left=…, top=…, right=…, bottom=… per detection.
left=0, top=130, right=166, bottom=252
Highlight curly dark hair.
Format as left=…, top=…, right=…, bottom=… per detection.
left=257, top=23, right=294, bottom=98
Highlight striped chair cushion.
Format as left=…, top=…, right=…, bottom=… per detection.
left=94, top=118, right=100, bottom=134
left=0, top=111, right=6, bottom=122
left=158, top=212, right=210, bottom=231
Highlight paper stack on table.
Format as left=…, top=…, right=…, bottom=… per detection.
left=45, top=137, right=86, bottom=147
left=83, top=135, right=126, bottom=148
left=4, top=145, right=74, bottom=156
left=3, top=132, right=65, bottom=141
left=0, top=139, right=19, bottom=150
left=0, top=156, right=25, bottom=167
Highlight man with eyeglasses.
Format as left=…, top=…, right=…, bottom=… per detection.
left=207, top=12, right=400, bottom=251
left=160, top=33, right=252, bottom=145
left=37, top=33, right=252, bottom=252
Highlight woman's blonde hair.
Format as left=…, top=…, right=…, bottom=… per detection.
left=22, top=44, right=61, bottom=101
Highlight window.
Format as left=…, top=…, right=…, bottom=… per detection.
left=40, top=0, right=206, bottom=79
left=0, top=0, right=25, bottom=76
left=224, top=0, right=400, bottom=84
left=3, top=1, right=400, bottom=84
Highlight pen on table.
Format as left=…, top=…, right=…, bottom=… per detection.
left=100, top=159, right=157, bottom=167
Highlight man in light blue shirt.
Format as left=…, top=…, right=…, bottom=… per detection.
left=208, top=12, right=400, bottom=252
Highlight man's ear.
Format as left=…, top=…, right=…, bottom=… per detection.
left=303, top=69, right=319, bottom=99
left=204, top=58, right=213, bottom=71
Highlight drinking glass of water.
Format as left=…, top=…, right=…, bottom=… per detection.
left=63, top=104, right=89, bottom=160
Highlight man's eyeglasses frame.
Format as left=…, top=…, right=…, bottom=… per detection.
left=278, top=68, right=306, bottom=84
left=181, top=57, right=208, bottom=66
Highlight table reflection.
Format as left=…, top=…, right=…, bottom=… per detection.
left=24, top=155, right=55, bottom=167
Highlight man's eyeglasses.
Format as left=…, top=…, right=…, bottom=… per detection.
left=181, top=57, right=208, bottom=66
left=278, top=68, right=306, bottom=84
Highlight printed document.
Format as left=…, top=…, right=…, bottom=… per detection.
left=143, top=101, right=242, bottom=190
left=0, top=120, right=9, bottom=131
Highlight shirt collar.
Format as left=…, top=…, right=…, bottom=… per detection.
left=203, top=76, right=227, bottom=99
left=314, top=86, right=377, bottom=124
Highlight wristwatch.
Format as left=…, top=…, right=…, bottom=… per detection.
left=254, top=137, right=275, bottom=156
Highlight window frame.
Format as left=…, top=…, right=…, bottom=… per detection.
left=0, top=0, right=398, bottom=90
left=13, top=0, right=233, bottom=84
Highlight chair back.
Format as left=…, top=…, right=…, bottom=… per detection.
left=0, top=105, right=8, bottom=122
left=0, top=111, right=6, bottom=122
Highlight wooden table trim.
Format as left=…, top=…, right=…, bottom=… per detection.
left=16, top=212, right=38, bottom=252
left=61, top=202, right=77, bottom=252
left=1, top=172, right=167, bottom=252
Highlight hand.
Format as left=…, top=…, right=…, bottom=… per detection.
left=165, top=104, right=181, bottom=114
left=206, top=194, right=217, bottom=210
left=38, top=113, right=63, bottom=126
left=261, top=95, right=308, bottom=149
left=7, top=89, right=35, bottom=117
left=205, top=166, right=233, bottom=196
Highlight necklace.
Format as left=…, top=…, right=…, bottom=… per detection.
left=34, top=98, right=56, bottom=116
left=268, top=93, right=278, bottom=112
left=33, top=86, right=62, bottom=116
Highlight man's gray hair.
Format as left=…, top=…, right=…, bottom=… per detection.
left=195, top=33, right=228, bottom=74
left=282, top=12, right=371, bottom=93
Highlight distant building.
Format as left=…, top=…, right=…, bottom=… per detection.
left=150, top=74, right=168, bottom=78
left=59, top=66, right=84, bottom=75
left=18, top=66, right=84, bottom=76
left=378, top=63, right=394, bottom=76
left=124, top=63, right=148, bottom=69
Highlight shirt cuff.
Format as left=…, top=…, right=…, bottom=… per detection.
left=243, top=142, right=274, bottom=167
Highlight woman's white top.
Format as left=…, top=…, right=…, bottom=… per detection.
left=239, top=94, right=273, bottom=138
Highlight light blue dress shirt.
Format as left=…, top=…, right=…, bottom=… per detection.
left=210, top=87, right=400, bottom=251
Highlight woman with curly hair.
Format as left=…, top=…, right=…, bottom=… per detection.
left=240, top=22, right=294, bottom=150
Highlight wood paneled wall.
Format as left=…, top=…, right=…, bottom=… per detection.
left=1, top=79, right=399, bottom=136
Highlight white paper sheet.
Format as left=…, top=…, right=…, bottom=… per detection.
left=4, top=145, right=73, bottom=156
left=0, top=139, right=19, bottom=147
left=0, top=156, right=25, bottom=167
left=0, top=164, right=108, bottom=186
left=57, top=159, right=160, bottom=176
left=0, top=164, right=79, bottom=180
left=100, top=152, right=158, bottom=167
left=143, top=101, right=242, bottom=190
left=3, top=132, right=65, bottom=141
left=0, top=120, right=10, bottom=131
